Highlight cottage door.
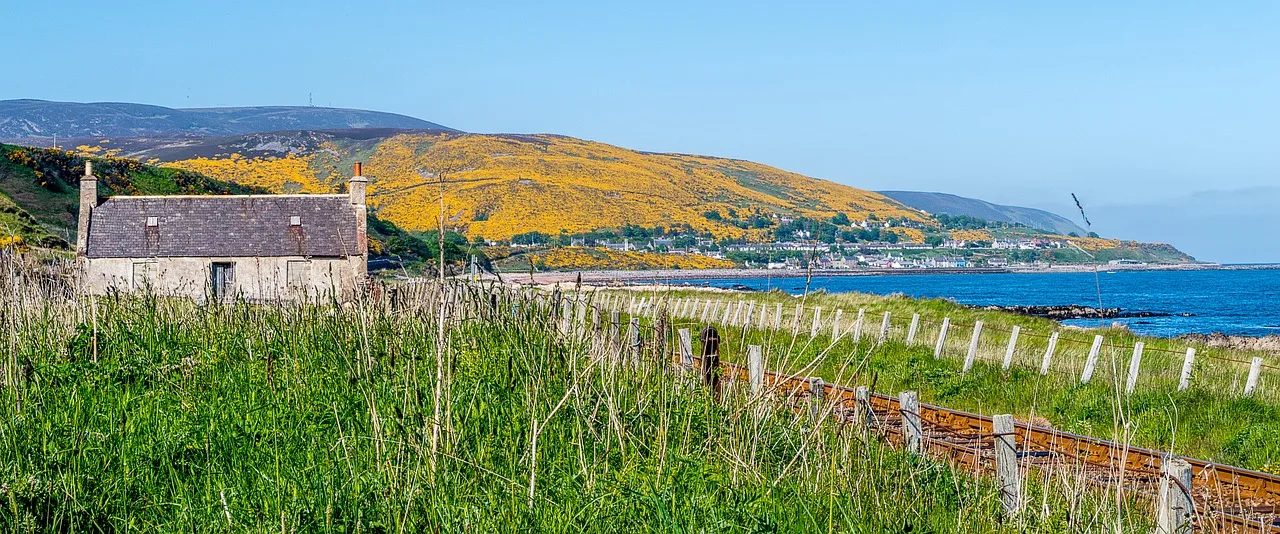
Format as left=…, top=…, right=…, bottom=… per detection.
left=211, top=262, right=235, bottom=300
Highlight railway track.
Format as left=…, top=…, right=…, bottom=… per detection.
left=715, top=360, right=1280, bottom=532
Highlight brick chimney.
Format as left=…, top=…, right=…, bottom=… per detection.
left=76, top=161, right=97, bottom=255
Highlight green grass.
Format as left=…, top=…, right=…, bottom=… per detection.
left=0, top=257, right=1145, bottom=532
left=605, top=288, right=1280, bottom=474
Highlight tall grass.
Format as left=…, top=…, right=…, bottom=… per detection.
left=0, top=253, right=1144, bottom=532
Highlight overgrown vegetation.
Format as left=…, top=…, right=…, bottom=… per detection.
left=0, top=254, right=1143, bottom=532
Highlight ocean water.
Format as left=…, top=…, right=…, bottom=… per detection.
left=695, top=269, right=1280, bottom=338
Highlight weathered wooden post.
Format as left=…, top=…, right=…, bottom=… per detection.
left=1080, top=335, right=1105, bottom=384
left=1039, top=332, right=1059, bottom=375
left=854, top=385, right=874, bottom=430
left=628, top=296, right=636, bottom=314
left=702, top=300, right=716, bottom=323
left=1245, top=357, right=1263, bottom=396
left=933, top=318, right=951, bottom=358
left=719, top=301, right=733, bottom=325
left=791, top=304, right=803, bottom=335
left=758, top=303, right=769, bottom=329
left=731, top=300, right=744, bottom=326
left=1156, top=456, right=1194, bottom=534
left=809, top=377, right=825, bottom=421
left=831, top=309, right=843, bottom=339
left=774, top=303, right=783, bottom=330
left=907, top=313, right=920, bottom=344
left=899, top=391, right=922, bottom=454
left=678, top=328, right=694, bottom=369
left=1179, top=348, right=1196, bottom=391
left=1125, top=342, right=1144, bottom=395
left=609, top=310, right=621, bottom=353
left=852, top=308, right=865, bottom=343
left=878, top=311, right=891, bottom=342
left=1002, top=326, right=1020, bottom=370
left=628, top=318, right=641, bottom=366
left=744, top=301, right=756, bottom=329
left=748, top=345, right=764, bottom=395
left=810, top=307, right=822, bottom=337
left=992, top=414, right=1022, bottom=518
left=699, top=326, right=721, bottom=397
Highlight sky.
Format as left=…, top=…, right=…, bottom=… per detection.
left=3, top=1, right=1278, bottom=262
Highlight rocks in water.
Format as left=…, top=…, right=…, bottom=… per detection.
left=1178, top=332, right=1280, bottom=354
left=977, top=304, right=1177, bottom=320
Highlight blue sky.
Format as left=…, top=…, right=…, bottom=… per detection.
left=4, top=1, right=1278, bottom=261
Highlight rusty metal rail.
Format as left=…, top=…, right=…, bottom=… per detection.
left=713, top=359, right=1280, bottom=532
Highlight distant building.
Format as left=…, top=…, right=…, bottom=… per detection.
left=78, top=162, right=368, bottom=301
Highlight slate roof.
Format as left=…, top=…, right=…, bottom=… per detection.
left=85, top=195, right=361, bottom=258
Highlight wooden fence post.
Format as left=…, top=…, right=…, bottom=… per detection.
left=628, top=296, right=636, bottom=314
left=1178, top=348, right=1196, bottom=391
left=719, top=301, right=733, bottom=325
left=907, top=313, right=920, bottom=344
left=854, top=386, right=874, bottom=430
left=1040, top=332, right=1059, bottom=375
left=809, top=377, right=825, bottom=421
left=1002, top=326, right=1020, bottom=370
left=853, top=308, right=865, bottom=343
left=1125, top=342, right=1144, bottom=395
left=678, top=328, right=694, bottom=369
left=810, top=307, right=823, bottom=337
left=1245, top=357, right=1263, bottom=396
left=963, top=321, right=983, bottom=373
left=774, top=303, right=783, bottom=330
left=1081, top=335, right=1104, bottom=384
left=933, top=318, right=951, bottom=358
left=747, top=345, right=764, bottom=395
left=1156, top=457, right=1194, bottom=534
left=609, top=310, right=621, bottom=352
left=702, top=300, right=716, bottom=323
left=758, top=303, right=769, bottom=330
left=899, top=391, right=922, bottom=454
left=628, top=318, right=641, bottom=366
left=731, top=300, right=744, bottom=326
left=879, top=311, right=891, bottom=342
left=992, top=414, right=1021, bottom=518
left=744, top=301, right=756, bottom=329
left=832, top=309, right=843, bottom=339
left=791, top=304, right=803, bottom=335
left=699, top=326, right=721, bottom=397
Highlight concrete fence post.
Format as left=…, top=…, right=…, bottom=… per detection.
left=832, top=308, right=844, bottom=339
left=1178, top=348, right=1196, bottom=391
left=853, top=308, right=865, bottom=343
left=758, top=302, right=769, bottom=330
left=1002, top=326, right=1020, bottom=370
left=879, top=311, right=891, bottom=342
left=907, top=313, right=920, bottom=344
left=748, top=345, right=763, bottom=395
left=1245, top=357, right=1263, bottom=396
left=1040, top=332, right=1059, bottom=375
left=1156, top=457, right=1194, bottom=534
left=774, top=303, right=783, bottom=330
left=963, top=321, right=983, bottom=373
left=678, top=328, right=694, bottom=369
left=992, top=414, right=1021, bottom=518
left=810, top=307, right=823, bottom=338
left=1081, top=335, right=1104, bottom=384
left=899, top=391, right=922, bottom=454
left=1125, top=342, right=1144, bottom=395
left=933, top=318, right=951, bottom=358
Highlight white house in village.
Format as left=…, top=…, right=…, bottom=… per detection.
left=77, top=161, right=369, bottom=301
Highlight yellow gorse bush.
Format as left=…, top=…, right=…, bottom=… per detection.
left=530, top=247, right=735, bottom=270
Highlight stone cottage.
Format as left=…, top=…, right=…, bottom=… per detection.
left=78, top=161, right=369, bottom=301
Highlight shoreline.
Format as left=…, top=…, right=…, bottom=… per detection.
left=499, top=262, right=1279, bottom=286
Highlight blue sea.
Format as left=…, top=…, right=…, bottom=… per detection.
left=695, top=269, right=1280, bottom=338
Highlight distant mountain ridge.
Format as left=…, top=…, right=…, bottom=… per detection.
left=877, top=190, right=1087, bottom=236
left=0, top=99, right=455, bottom=141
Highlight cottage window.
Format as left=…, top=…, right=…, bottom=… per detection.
left=290, top=216, right=301, bottom=226
left=146, top=216, right=159, bottom=227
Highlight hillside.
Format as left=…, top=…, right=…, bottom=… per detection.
left=878, top=190, right=1087, bottom=235
left=132, top=130, right=927, bottom=240
left=0, top=99, right=455, bottom=141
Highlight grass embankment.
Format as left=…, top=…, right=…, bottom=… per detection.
left=0, top=264, right=1140, bottom=531
left=607, top=288, right=1280, bottom=474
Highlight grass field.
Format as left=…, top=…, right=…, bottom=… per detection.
left=601, top=287, right=1280, bottom=475
left=0, top=255, right=1146, bottom=532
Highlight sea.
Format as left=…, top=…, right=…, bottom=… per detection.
left=695, top=268, right=1280, bottom=338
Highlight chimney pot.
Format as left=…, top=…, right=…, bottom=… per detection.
left=354, top=162, right=362, bottom=177
left=85, top=161, right=93, bottom=178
